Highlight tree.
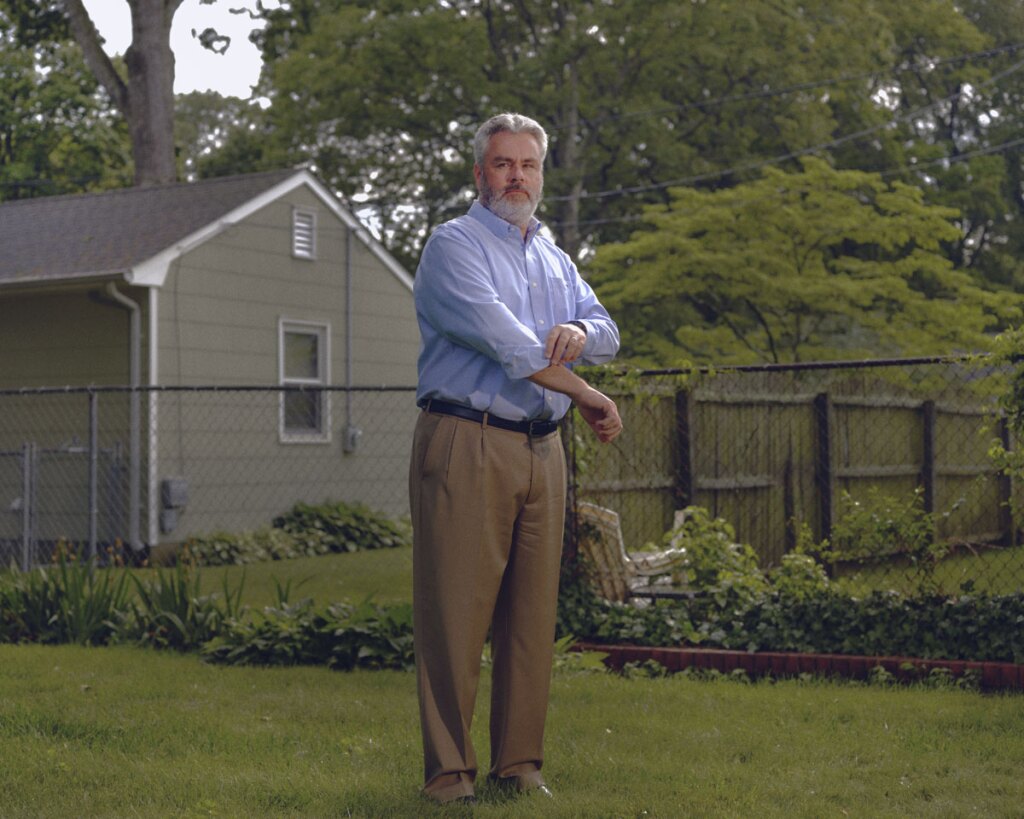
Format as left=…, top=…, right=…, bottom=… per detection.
left=225, top=0, right=908, bottom=268
left=588, top=158, right=1021, bottom=366
left=0, top=0, right=229, bottom=186
left=0, top=9, right=131, bottom=200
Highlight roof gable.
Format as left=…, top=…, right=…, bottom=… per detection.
left=0, top=170, right=413, bottom=293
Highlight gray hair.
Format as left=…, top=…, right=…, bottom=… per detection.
left=473, top=113, right=549, bottom=166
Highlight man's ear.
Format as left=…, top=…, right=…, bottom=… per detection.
left=473, top=163, right=483, bottom=193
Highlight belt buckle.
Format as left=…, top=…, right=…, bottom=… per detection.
left=527, top=419, right=549, bottom=437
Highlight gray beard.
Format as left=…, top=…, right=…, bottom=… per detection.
left=479, top=182, right=542, bottom=227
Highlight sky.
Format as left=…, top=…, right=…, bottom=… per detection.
left=79, top=0, right=279, bottom=98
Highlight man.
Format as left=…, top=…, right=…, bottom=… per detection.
left=410, top=112, right=622, bottom=804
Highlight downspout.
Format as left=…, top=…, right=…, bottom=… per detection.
left=106, top=282, right=143, bottom=552
left=343, top=227, right=361, bottom=453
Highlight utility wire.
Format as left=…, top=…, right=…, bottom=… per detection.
left=549, top=56, right=1024, bottom=202
left=544, top=134, right=1024, bottom=230
left=564, top=41, right=1024, bottom=131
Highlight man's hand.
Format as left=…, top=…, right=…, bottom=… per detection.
left=545, top=323, right=586, bottom=366
left=526, top=362, right=623, bottom=444
left=575, top=386, right=623, bottom=443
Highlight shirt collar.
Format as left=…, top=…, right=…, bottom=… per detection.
left=470, top=200, right=543, bottom=244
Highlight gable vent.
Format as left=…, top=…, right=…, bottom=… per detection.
left=292, top=209, right=317, bottom=259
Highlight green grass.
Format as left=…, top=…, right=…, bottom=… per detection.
left=133, top=548, right=414, bottom=610
left=835, top=542, right=1024, bottom=597
left=1, top=644, right=1023, bottom=817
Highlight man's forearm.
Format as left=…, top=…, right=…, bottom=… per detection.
left=528, top=364, right=623, bottom=443
left=526, top=364, right=593, bottom=402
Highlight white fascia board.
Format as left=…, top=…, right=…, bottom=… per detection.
left=128, top=170, right=414, bottom=292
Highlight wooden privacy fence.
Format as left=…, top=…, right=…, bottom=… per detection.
left=570, top=357, right=1013, bottom=566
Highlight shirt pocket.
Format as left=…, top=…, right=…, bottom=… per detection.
left=543, top=270, right=574, bottom=324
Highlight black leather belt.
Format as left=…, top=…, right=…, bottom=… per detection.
left=420, top=399, right=559, bottom=438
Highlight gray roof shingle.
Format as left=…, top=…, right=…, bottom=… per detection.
left=0, top=169, right=299, bottom=285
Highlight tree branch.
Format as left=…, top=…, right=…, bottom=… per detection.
left=61, top=0, right=129, bottom=113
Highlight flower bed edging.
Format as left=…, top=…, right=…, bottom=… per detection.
left=574, top=643, right=1024, bottom=691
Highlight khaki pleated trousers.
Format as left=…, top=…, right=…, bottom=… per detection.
left=409, top=410, right=566, bottom=801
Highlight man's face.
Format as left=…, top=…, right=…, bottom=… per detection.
left=474, top=130, right=544, bottom=228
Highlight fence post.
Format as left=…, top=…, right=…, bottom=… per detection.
left=675, top=388, right=694, bottom=508
left=20, top=441, right=33, bottom=571
left=999, top=417, right=1015, bottom=546
left=921, top=399, right=937, bottom=516
left=89, top=390, right=99, bottom=561
left=814, top=392, right=835, bottom=543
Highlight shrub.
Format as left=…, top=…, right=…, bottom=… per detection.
left=201, top=598, right=415, bottom=671
left=111, top=562, right=247, bottom=651
left=769, top=553, right=830, bottom=601
left=826, top=487, right=942, bottom=564
left=183, top=526, right=311, bottom=566
left=0, top=548, right=130, bottom=645
left=273, top=501, right=411, bottom=554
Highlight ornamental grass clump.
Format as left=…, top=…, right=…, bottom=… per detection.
left=111, top=560, right=247, bottom=651
left=0, top=544, right=130, bottom=645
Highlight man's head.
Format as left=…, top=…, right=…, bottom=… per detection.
left=473, top=113, right=548, bottom=229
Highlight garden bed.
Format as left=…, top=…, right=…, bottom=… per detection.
left=576, top=642, right=1024, bottom=691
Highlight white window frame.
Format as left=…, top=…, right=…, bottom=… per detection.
left=292, top=207, right=317, bottom=259
left=278, top=318, right=331, bottom=444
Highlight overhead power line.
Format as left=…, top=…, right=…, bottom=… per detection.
left=565, top=41, right=1024, bottom=131
left=549, top=56, right=1024, bottom=203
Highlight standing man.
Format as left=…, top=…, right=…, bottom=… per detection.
left=410, top=112, right=622, bottom=805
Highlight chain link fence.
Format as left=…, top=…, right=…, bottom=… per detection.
left=3, top=357, right=1022, bottom=597
left=567, top=356, right=1023, bottom=596
left=0, top=386, right=418, bottom=569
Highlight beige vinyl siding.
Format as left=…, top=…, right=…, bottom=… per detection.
left=0, top=285, right=148, bottom=388
left=0, top=285, right=151, bottom=547
left=158, top=189, right=418, bottom=387
left=154, top=184, right=418, bottom=541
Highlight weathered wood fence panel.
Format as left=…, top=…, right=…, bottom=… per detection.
left=574, top=363, right=1010, bottom=566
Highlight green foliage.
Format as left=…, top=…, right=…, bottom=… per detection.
left=111, top=562, right=247, bottom=651
left=590, top=158, right=1018, bottom=365
left=664, top=506, right=769, bottom=610
left=184, top=502, right=411, bottom=567
left=769, top=553, right=831, bottom=602
left=984, top=329, right=1024, bottom=530
left=202, top=598, right=415, bottom=671
left=272, top=501, right=411, bottom=555
left=0, top=549, right=130, bottom=645
left=183, top=526, right=314, bottom=566
left=236, top=0, right=932, bottom=266
left=0, top=21, right=131, bottom=200
left=827, top=487, right=940, bottom=563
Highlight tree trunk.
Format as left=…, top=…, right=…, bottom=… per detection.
left=63, top=0, right=180, bottom=186
left=125, top=0, right=178, bottom=185
left=556, top=60, right=584, bottom=262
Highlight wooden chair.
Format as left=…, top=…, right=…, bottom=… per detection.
left=575, top=502, right=692, bottom=604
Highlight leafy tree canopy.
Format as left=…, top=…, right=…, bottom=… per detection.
left=0, top=9, right=131, bottom=200
left=589, top=158, right=1022, bottom=365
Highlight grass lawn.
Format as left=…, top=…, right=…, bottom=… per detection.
left=133, top=547, right=414, bottom=609
left=835, top=543, right=1024, bottom=597
left=1, top=643, right=1023, bottom=817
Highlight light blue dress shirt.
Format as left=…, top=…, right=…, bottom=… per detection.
left=414, top=201, right=620, bottom=422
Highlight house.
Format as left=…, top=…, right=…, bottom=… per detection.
left=0, top=170, right=420, bottom=560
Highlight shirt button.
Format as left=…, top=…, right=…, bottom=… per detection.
left=539, top=320, right=545, bottom=325
left=532, top=282, right=537, bottom=287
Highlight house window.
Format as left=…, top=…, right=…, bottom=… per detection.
left=292, top=208, right=317, bottom=259
left=279, top=319, right=330, bottom=443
